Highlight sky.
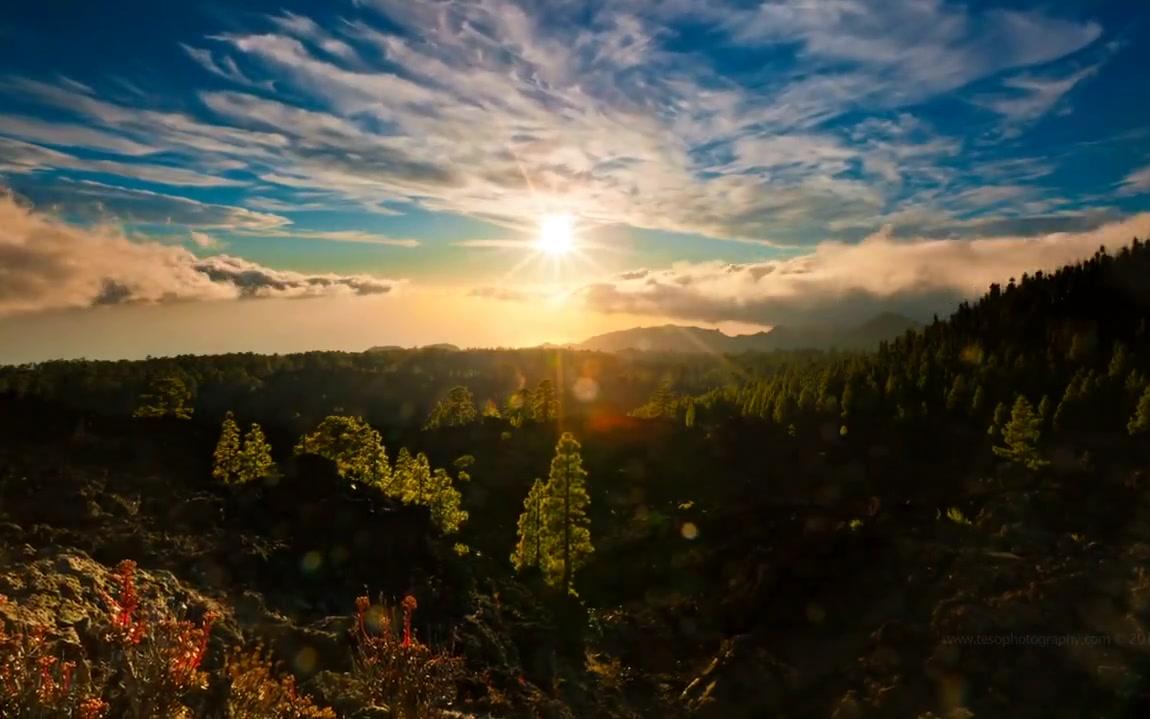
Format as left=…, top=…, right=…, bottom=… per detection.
left=2, top=0, right=1150, bottom=361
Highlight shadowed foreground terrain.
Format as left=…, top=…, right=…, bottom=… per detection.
left=3, top=242, right=1150, bottom=717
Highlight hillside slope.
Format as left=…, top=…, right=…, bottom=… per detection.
left=579, top=312, right=920, bottom=353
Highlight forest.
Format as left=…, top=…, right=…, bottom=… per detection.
left=3, top=238, right=1150, bottom=718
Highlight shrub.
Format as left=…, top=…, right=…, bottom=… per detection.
left=0, top=595, right=109, bottom=718
left=226, top=647, right=335, bottom=718
left=98, top=560, right=216, bottom=718
left=352, top=595, right=462, bottom=718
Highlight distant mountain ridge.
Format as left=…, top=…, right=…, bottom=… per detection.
left=578, top=312, right=920, bottom=353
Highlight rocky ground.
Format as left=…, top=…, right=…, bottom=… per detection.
left=4, top=400, right=1150, bottom=717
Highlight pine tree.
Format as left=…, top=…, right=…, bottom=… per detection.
left=504, top=388, right=531, bottom=427
left=511, top=479, right=547, bottom=573
left=634, top=380, right=678, bottom=419
left=544, top=433, right=593, bottom=594
left=532, top=379, right=559, bottom=422
left=294, top=415, right=390, bottom=487
left=945, top=374, right=968, bottom=413
left=988, top=401, right=1008, bottom=437
left=387, top=450, right=468, bottom=533
left=212, top=411, right=242, bottom=483
left=1037, top=395, right=1052, bottom=428
left=970, top=385, right=986, bottom=416
left=993, top=395, right=1049, bottom=470
left=1129, top=385, right=1150, bottom=436
left=391, top=446, right=415, bottom=495
left=1109, top=342, right=1131, bottom=380
left=399, top=452, right=433, bottom=506
left=424, top=385, right=478, bottom=429
left=424, top=467, right=469, bottom=533
left=133, top=375, right=194, bottom=419
left=237, top=423, right=276, bottom=484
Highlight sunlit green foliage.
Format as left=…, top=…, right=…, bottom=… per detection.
left=294, top=415, right=390, bottom=488
left=392, top=452, right=469, bottom=533
left=237, top=423, right=276, bottom=484
left=1130, top=385, right=1150, bottom=436
left=531, top=378, right=558, bottom=422
left=295, top=416, right=467, bottom=533
left=132, top=375, right=194, bottom=419
left=632, top=380, right=678, bottom=419
left=512, top=433, right=593, bottom=594
left=212, top=411, right=242, bottom=483
left=993, top=395, right=1048, bottom=470
left=945, top=507, right=972, bottom=525
left=213, top=412, right=276, bottom=484
left=503, top=388, right=531, bottom=428
left=423, top=385, right=477, bottom=429
left=510, top=478, right=546, bottom=574
left=481, top=399, right=502, bottom=418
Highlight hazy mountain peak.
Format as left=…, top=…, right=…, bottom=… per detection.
left=579, top=314, right=920, bottom=353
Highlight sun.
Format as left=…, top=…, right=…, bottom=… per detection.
left=537, top=214, right=574, bottom=255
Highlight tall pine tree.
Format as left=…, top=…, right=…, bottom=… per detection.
left=212, top=411, right=242, bottom=483
left=511, top=433, right=593, bottom=595
left=237, top=423, right=277, bottom=484
left=532, top=379, right=559, bottom=422
left=993, top=395, right=1048, bottom=470
left=511, top=479, right=547, bottom=574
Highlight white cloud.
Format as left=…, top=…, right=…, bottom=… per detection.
left=180, top=44, right=272, bottom=89
left=976, top=64, right=1101, bottom=122
left=0, top=194, right=400, bottom=316
left=253, top=228, right=421, bottom=247
left=17, top=179, right=290, bottom=231
left=563, top=213, right=1150, bottom=326
left=189, top=231, right=220, bottom=249
left=1119, top=165, right=1150, bottom=196
left=0, top=137, right=245, bottom=188
left=0, top=115, right=156, bottom=155
left=0, top=1, right=1115, bottom=245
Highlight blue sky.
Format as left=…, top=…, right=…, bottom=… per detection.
left=1, top=0, right=1150, bottom=358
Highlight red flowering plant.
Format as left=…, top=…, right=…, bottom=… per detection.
left=352, top=594, right=463, bottom=718
left=0, top=594, right=109, bottom=718
left=97, top=560, right=218, bottom=718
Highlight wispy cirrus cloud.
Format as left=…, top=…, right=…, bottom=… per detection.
left=0, top=137, right=244, bottom=188
left=1119, top=165, right=1150, bottom=196
left=11, top=179, right=289, bottom=230
left=0, top=0, right=1124, bottom=249
left=254, top=228, right=421, bottom=247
